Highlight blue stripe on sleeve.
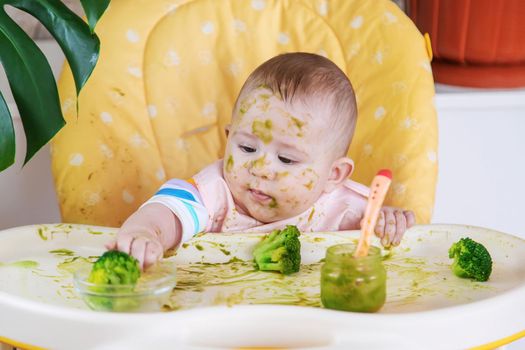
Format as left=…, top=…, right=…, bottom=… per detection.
left=181, top=201, right=200, bottom=233
left=155, top=188, right=197, bottom=202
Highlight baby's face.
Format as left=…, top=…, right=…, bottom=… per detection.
left=223, top=87, right=335, bottom=223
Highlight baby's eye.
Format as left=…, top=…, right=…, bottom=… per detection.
left=239, top=145, right=256, bottom=153
left=278, top=156, right=296, bottom=164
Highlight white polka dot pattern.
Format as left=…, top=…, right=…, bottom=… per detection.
left=148, top=105, right=158, bottom=118
left=156, top=168, right=166, bottom=181
left=233, top=19, right=247, bottom=32
left=100, top=112, right=113, bottom=124
left=122, top=190, right=135, bottom=204
left=251, top=0, right=266, bottom=11
left=201, top=21, right=214, bottom=35
left=126, top=29, right=139, bottom=43
left=374, top=106, right=386, bottom=120
left=350, top=16, right=363, bottom=29
left=99, top=144, right=114, bottom=159
left=427, top=151, right=437, bottom=163
left=278, top=32, right=290, bottom=45
left=318, top=1, right=328, bottom=16
left=85, top=192, right=101, bottom=206
left=127, top=66, right=142, bottom=77
left=69, top=153, right=84, bottom=166
left=165, top=50, right=181, bottom=66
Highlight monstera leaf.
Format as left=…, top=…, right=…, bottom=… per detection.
left=0, top=0, right=109, bottom=171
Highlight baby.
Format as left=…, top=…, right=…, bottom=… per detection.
left=110, top=52, right=415, bottom=269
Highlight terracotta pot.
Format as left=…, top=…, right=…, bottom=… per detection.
left=409, top=0, right=525, bottom=88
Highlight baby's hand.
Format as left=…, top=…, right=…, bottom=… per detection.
left=106, top=230, right=163, bottom=271
left=106, top=203, right=180, bottom=270
left=374, top=207, right=415, bottom=247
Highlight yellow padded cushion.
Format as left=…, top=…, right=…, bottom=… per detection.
left=52, top=0, right=437, bottom=227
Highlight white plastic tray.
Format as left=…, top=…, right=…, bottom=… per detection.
left=0, top=224, right=524, bottom=349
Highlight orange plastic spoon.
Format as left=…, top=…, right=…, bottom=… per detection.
left=354, top=169, right=392, bottom=257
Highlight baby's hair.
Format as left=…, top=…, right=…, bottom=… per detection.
left=234, top=52, right=357, bottom=157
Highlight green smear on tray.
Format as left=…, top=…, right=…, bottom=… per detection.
left=87, top=228, right=105, bottom=235
left=57, top=256, right=97, bottom=274
left=38, top=227, right=48, bottom=241
left=37, top=224, right=76, bottom=241
left=49, top=249, right=76, bottom=257
left=0, top=260, right=39, bottom=269
left=160, top=251, right=497, bottom=312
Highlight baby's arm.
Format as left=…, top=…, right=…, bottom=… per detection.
left=109, top=179, right=209, bottom=269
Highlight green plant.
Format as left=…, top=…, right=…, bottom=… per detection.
left=448, top=237, right=493, bottom=282
left=0, top=0, right=110, bottom=171
left=253, top=225, right=301, bottom=275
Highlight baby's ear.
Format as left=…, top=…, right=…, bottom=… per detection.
left=324, top=157, right=354, bottom=193
left=225, top=124, right=231, bottom=137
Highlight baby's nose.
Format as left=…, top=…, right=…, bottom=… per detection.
left=249, top=163, right=276, bottom=181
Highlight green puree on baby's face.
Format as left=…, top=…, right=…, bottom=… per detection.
left=290, top=116, right=304, bottom=130
left=226, top=155, right=234, bottom=172
left=239, top=97, right=256, bottom=116
left=252, top=119, right=273, bottom=144
left=252, top=154, right=266, bottom=169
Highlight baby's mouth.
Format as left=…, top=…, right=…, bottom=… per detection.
left=248, top=188, right=273, bottom=203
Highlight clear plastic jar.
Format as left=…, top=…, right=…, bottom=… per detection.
left=320, top=244, right=386, bottom=312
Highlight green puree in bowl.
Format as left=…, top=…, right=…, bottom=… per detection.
left=320, top=244, right=386, bottom=312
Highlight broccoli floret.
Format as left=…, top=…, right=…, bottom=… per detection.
left=253, top=225, right=301, bottom=275
left=448, top=237, right=492, bottom=282
left=86, top=250, right=141, bottom=311
left=88, top=250, right=141, bottom=285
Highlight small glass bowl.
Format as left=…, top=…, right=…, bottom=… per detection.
left=73, top=262, right=177, bottom=312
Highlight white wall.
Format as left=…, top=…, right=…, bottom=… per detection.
left=433, top=86, right=525, bottom=239
left=434, top=84, right=525, bottom=350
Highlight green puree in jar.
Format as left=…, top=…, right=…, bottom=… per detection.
left=321, top=244, right=386, bottom=312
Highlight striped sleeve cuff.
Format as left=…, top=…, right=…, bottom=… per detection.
left=142, top=179, right=209, bottom=243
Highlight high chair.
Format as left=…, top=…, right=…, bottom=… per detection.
left=51, top=0, right=437, bottom=227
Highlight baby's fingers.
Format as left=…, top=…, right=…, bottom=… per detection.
left=143, top=240, right=163, bottom=270
left=116, top=233, right=135, bottom=255
left=404, top=210, right=416, bottom=228
left=383, top=209, right=396, bottom=247
left=105, top=239, right=117, bottom=251
left=393, top=210, right=407, bottom=246
left=374, top=211, right=386, bottom=238
left=131, top=237, right=149, bottom=270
